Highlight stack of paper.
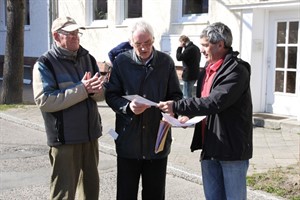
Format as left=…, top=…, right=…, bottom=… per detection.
left=155, top=121, right=171, bottom=154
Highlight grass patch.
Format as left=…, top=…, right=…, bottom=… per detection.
left=247, top=163, right=300, bottom=200
left=0, top=104, right=24, bottom=111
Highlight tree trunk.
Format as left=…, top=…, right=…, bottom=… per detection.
left=0, top=0, right=25, bottom=104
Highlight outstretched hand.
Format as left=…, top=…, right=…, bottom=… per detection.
left=157, top=100, right=174, bottom=115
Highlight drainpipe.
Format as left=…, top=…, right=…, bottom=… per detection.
left=48, top=0, right=58, bottom=49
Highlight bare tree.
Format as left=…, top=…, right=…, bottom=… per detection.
left=0, top=0, right=25, bottom=104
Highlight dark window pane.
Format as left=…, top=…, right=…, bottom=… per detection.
left=25, top=0, right=30, bottom=25
left=286, top=72, right=296, bottom=93
left=277, top=22, right=286, bottom=44
left=4, top=0, right=30, bottom=25
left=127, top=0, right=142, bottom=18
left=275, top=71, right=284, bottom=92
left=94, top=0, right=107, bottom=20
left=288, top=47, right=297, bottom=69
left=289, top=21, right=298, bottom=44
left=276, top=47, right=285, bottom=68
left=182, top=0, right=208, bottom=15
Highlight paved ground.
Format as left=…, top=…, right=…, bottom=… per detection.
left=0, top=83, right=299, bottom=199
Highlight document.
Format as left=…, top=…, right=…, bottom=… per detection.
left=122, top=94, right=158, bottom=106
left=155, top=120, right=171, bottom=154
left=107, top=129, right=118, bottom=140
left=161, top=112, right=206, bottom=127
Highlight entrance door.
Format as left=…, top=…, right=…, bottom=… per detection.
left=266, top=10, right=300, bottom=117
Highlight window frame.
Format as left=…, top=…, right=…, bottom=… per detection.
left=0, top=0, right=31, bottom=31
left=87, top=0, right=108, bottom=27
left=116, top=0, right=142, bottom=26
left=177, top=0, right=208, bottom=24
left=274, top=20, right=299, bottom=94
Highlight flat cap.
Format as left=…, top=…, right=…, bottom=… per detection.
left=51, top=16, right=85, bottom=32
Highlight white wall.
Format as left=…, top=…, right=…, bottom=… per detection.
left=0, top=0, right=49, bottom=57
left=240, top=9, right=266, bottom=113
left=24, top=0, right=50, bottom=56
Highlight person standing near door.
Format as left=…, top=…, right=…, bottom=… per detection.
left=176, top=35, right=201, bottom=98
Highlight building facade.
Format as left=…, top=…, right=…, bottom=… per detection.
left=0, top=0, right=299, bottom=120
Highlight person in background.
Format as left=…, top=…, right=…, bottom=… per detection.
left=32, top=16, right=106, bottom=200
left=158, top=22, right=253, bottom=200
left=176, top=35, right=201, bottom=98
left=105, top=20, right=183, bottom=200
left=108, top=41, right=133, bottom=63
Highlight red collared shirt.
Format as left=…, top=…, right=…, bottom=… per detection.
left=200, top=58, right=224, bottom=143
left=201, top=59, right=224, bottom=97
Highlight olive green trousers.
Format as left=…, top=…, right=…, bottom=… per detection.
left=49, top=139, right=99, bottom=200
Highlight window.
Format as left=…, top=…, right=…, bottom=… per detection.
left=24, top=0, right=30, bottom=25
left=182, top=0, right=208, bottom=16
left=116, top=0, right=142, bottom=25
left=3, top=0, right=30, bottom=26
left=178, top=0, right=208, bottom=23
left=93, top=0, right=107, bottom=20
left=88, top=0, right=108, bottom=27
left=125, top=0, right=142, bottom=19
left=275, top=21, right=299, bottom=94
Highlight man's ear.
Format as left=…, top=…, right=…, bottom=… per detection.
left=129, top=39, right=134, bottom=47
left=218, top=40, right=225, bottom=48
left=53, top=32, right=60, bottom=42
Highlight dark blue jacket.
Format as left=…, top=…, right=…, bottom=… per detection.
left=105, top=49, right=183, bottom=159
left=108, top=41, right=133, bottom=63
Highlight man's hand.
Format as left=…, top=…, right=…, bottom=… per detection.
left=157, top=100, right=174, bottom=115
left=82, top=72, right=107, bottom=94
left=179, top=41, right=185, bottom=47
left=178, top=116, right=190, bottom=129
left=129, top=100, right=150, bottom=115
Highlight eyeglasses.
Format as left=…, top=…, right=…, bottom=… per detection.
left=58, top=30, right=83, bottom=37
left=133, top=39, right=154, bottom=48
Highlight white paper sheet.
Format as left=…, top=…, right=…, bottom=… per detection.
left=161, top=112, right=206, bottom=127
left=122, top=95, right=158, bottom=106
left=107, top=129, right=118, bottom=140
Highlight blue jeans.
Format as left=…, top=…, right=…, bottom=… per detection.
left=201, top=159, right=249, bottom=200
left=183, top=80, right=196, bottom=98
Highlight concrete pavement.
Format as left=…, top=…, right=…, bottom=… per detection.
left=0, top=83, right=299, bottom=199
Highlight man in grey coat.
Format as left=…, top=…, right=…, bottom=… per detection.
left=33, top=16, right=106, bottom=200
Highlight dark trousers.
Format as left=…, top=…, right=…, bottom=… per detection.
left=117, top=156, right=168, bottom=200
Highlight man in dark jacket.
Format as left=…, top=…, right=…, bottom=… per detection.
left=32, top=16, right=106, bottom=200
left=176, top=35, right=201, bottom=98
left=108, top=41, right=133, bottom=63
left=158, top=22, right=253, bottom=200
left=105, top=20, right=182, bottom=200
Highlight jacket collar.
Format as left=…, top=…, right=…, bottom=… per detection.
left=52, top=42, right=88, bottom=62
left=132, top=47, right=155, bottom=66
